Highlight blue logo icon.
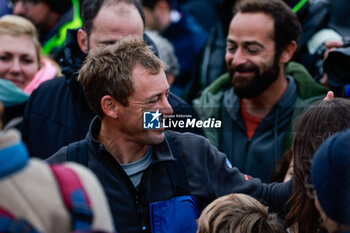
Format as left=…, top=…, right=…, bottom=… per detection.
left=143, top=110, right=161, bottom=129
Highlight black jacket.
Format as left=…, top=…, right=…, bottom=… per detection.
left=22, top=30, right=203, bottom=159
left=47, top=117, right=292, bottom=233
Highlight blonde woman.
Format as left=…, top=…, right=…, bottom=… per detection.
left=0, top=15, right=59, bottom=94
left=0, top=15, right=59, bottom=126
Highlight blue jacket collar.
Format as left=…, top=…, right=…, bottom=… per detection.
left=86, top=117, right=175, bottom=164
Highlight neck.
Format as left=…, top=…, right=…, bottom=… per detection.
left=98, top=118, right=148, bottom=164
left=243, top=73, right=288, bottom=118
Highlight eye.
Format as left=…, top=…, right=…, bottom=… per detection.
left=246, top=45, right=261, bottom=54
left=0, top=55, right=10, bottom=62
left=20, top=54, right=35, bottom=64
left=226, top=45, right=237, bottom=53
left=149, top=96, right=159, bottom=104
left=226, top=41, right=237, bottom=53
left=22, top=58, right=34, bottom=64
left=99, top=41, right=116, bottom=46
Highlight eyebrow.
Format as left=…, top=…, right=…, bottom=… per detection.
left=226, top=38, right=235, bottom=44
left=243, top=41, right=265, bottom=49
left=226, top=38, right=265, bottom=49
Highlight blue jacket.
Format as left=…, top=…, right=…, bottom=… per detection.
left=47, top=117, right=292, bottom=233
left=22, top=30, right=203, bottom=159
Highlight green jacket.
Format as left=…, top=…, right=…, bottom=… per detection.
left=193, top=62, right=328, bottom=176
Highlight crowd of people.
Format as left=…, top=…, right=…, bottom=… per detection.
left=0, top=0, right=349, bottom=232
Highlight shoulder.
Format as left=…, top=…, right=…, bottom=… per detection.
left=0, top=159, right=72, bottom=232
left=168, top=92, right=189, bottom=109
left=34, top=76, right=66, bottom=91
left=166, top=130, right=219, bottom=158
left=45, top=146, right=68, bottom=164
left=25, top=76, right=75, bottom=119
left=193, top=73, right=229, bottom=119
left=286, top=62, right=328, bottom=99
left=167, top=130, right=208, bottom=142
left=194, top=72, right=230, bottom=103
left=169, top=92, right=199, bottom=117
left=29, top=77, right=67, bottom=104
left=63, top=162, right=115, bottom=231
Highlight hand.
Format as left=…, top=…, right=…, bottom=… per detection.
left=320, top=41, right=344, bottom=88
left=323, top=91, right=334, bottom=101
left=323, top=40, right=344, bottom=59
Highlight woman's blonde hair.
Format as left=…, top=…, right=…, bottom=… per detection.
left=197, top=193, right=285, bottom=233
left=0, top=15, right=41, bottom=65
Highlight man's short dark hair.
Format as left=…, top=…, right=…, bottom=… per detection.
left=234, top=0, right=301, bottom=56
left=82, top=0, right=145, bottom=36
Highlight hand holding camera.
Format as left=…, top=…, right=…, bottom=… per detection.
left=323, top=37, right=350, bottom=87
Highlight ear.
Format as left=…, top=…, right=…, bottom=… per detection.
left=280, top=41, right=297, bottom=64
left=77, top=28, right=88, bottom=54
left=100, top=95, right=118, bottom=119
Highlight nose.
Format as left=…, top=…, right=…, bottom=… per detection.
left=231, top=48, right=247, bottom=67
left=162, top=96, right=173, bottom=116
left=13, top=2, right=26, bottom=15
left=9, top=59, right=21, bottom=74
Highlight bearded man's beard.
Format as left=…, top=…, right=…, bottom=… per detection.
left=230, top=57, right=281, bottom=99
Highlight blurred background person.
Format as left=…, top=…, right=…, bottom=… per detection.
left=292, top=0, right=350, bottom=98
left=311, top=129, right=350, bottom=233
left=140, top=0, right=208, bottom=100
left=145, top=29, right=179, bottom=86
left=197, top=193, right=285, bottom=233
left=0, top=15, right=59, bottom=128
left=0, top=0, right=11, bottom=16
left=284, top=98, right=350, bottom=233
left=0, top=100, right=115, bottom=232
left=10, top=0, right=82, bottom=61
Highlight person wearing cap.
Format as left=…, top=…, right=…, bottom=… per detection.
left=311, top=129, right=350, bottom=233
left=11, top=0, right=82, bottom=61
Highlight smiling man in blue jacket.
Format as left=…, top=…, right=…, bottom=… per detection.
left=47, top=38, right=291, bottom=233
left=22, top=0, right=203, bottom=160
